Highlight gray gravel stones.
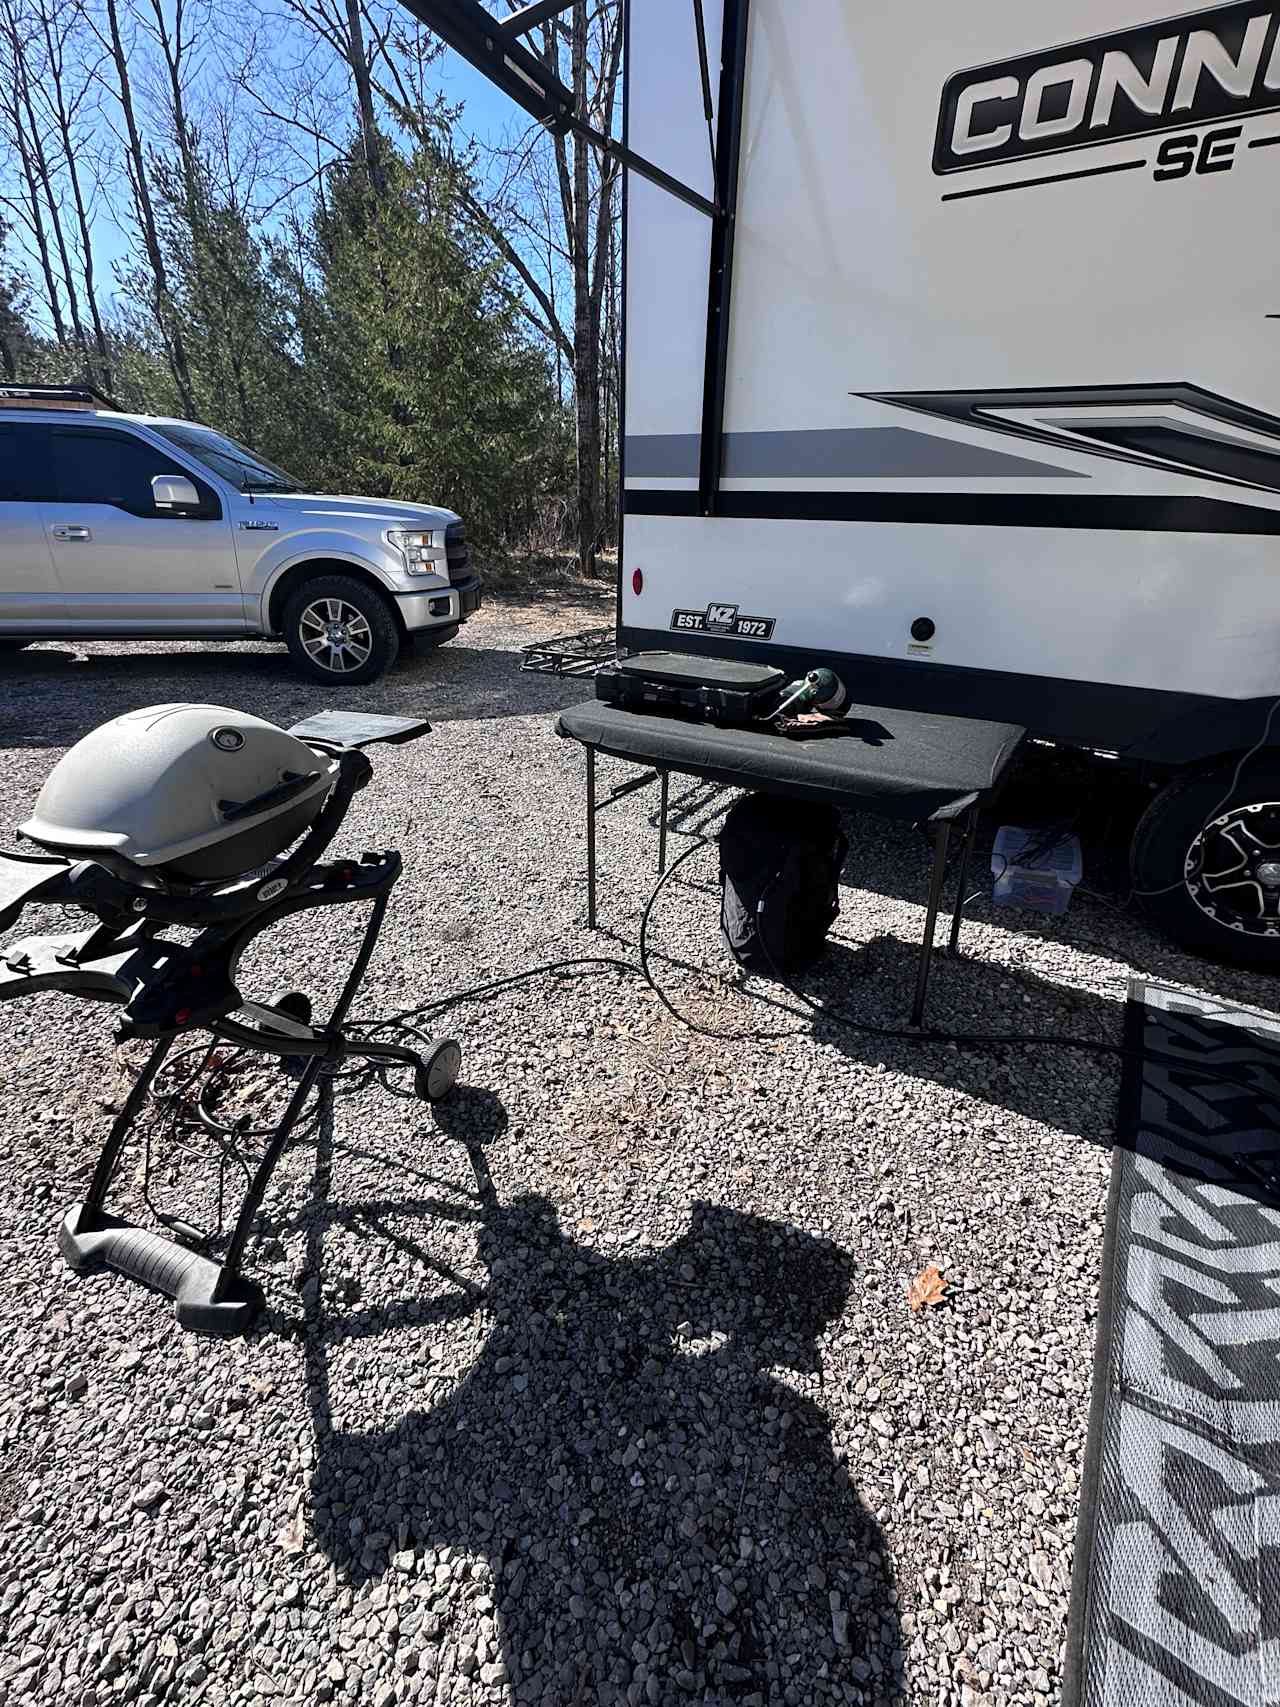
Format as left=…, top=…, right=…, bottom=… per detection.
left=131, top=1480, right=166, bottom=1511
left=0, top=593, right=1274, bottom=1706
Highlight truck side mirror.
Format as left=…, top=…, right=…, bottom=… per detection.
left=151, top=474, right=201, bottom=513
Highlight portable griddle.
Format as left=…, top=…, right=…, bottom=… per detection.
left=0, top=707, right=459, bottom=1336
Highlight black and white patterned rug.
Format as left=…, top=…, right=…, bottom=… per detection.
left=1064, top=980, right=1280, bottom=1707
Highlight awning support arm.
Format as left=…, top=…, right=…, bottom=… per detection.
left=399, top=0, right=719, bottom=219
left=698, top=0, right=750, bottom=515
left=692, top=0, right=716, bottom=177
left=500, top=0, right=575, bottom=35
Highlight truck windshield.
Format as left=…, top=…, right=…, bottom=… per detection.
left=153, top=423, right=304, bottom=493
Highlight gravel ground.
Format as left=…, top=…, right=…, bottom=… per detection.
left=0, top=595, right=1274, bottom=1707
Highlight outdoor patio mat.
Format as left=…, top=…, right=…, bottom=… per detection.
left=1063, top=980, right=1280, bottom=1707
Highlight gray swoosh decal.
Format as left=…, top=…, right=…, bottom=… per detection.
left=624, top=426, right=1084, bottom=480
left=868, top=383, right=1280, bottom=496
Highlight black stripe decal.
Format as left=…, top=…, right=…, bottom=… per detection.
left=623, top=488, right=1280, bottom=535
left=940, top=158, right=1145, bottom=201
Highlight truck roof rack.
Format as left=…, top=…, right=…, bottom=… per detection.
left=0, top=383, right=122, bottom=413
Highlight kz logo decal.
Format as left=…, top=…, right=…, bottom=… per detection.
left=670, top=604, right=776, bottom=640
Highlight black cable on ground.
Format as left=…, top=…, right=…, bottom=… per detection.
left=636, top=838, right=1132, bottom=1059
left=638, top=845, right=1278, bottom=1095
left=350, top=954, right=641, bottom=1032
left=157, top=841, right=1272, bottom=1109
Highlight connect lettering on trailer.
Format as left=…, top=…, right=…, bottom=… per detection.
left=936, top=4, right=1280, bottom=194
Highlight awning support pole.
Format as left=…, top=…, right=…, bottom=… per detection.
left=698, top=0, right=750, bottom=515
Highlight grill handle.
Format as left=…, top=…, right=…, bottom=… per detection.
left=217, top=769, right=319, bottom=823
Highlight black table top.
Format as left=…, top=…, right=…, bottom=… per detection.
left=557, top=699, right=1025, bottom=823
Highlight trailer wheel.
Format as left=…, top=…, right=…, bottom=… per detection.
left=1131, top=758, right=1280, bottom=967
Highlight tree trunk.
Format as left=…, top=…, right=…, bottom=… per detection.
left=38, top=0, right=114, bottom=391
left=0, top=5, right=66, bottom=343
left=345, top=0, right=384, bottom=196
left=16, top=15, right=91, bottom=372
left=102, top=0, right=195, bottom=413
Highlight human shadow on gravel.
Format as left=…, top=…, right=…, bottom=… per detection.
left=299, top=1098, right=901, bottom=1706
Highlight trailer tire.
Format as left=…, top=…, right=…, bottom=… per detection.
left=1131, top=758, right=1280, bottom=967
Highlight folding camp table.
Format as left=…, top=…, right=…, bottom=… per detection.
left=556, top=700, right=1026, bottom=1027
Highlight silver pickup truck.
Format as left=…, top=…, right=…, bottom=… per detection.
left=0, top=386, right=482, bottom=684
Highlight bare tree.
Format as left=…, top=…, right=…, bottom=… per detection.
left=93, top=0, right=195, bottom=410
left=359, top=0, right=622, bottom=573
left=17, top=20, right=96, bottom=367
left=554, top=0, right=622, bottom=574
left=32, top=0, right=114, bottom=389
left=249, top=0, right=391, bottom=197
left=0, top=0, right=69, bottom=343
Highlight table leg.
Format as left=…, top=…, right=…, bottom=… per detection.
left=586, top=745, right=597, bottom=930
left=911, top=820, right=951, bottom=1028
left=948, top=809, right=979, bottom=955
left=658, top=770, right=669, bottom=874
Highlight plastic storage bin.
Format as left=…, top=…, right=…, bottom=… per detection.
left=991, top=826, right=1083, bottom=916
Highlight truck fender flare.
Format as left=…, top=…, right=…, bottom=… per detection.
left=256, top=550, right=392, bottom=634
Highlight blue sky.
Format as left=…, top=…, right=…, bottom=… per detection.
left=44, top=19, right=548, bottom=321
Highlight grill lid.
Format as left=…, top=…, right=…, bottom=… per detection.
left=20, top=704, right=338, bottom=875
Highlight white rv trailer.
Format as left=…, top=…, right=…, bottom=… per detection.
left=405, top=0, right=1280, bottom=967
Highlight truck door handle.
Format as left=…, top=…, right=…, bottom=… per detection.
left=51, top=524, right=92, bottom=542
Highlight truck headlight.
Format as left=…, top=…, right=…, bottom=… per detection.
left=387, top=528, right=446, bottom=575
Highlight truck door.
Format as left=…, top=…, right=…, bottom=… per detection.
left=41, top=425, right=244, bottom=630
left=0, top=423, right=66, bottom=630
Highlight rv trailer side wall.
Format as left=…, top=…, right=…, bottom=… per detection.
left=622, top=0, right=1280, bottom=757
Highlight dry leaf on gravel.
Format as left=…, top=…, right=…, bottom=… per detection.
left=907, top=1264, right=948, bottom=1312
left=277, top=1511, right=305, bottom=1555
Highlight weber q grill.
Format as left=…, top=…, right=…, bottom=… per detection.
left=0, top=704, right=460, bottom=1336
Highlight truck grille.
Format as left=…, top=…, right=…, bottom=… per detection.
left=445, top=522, right=470, bottom=583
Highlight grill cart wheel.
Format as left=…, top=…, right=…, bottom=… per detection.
left=415, top=1039, right=461, bottom=1103
left=283, top=574, right=400, bottom=686
left=1131, top=758, right=1280, bottom=968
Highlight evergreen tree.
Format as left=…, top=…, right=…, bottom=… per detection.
left=0, top=239, right=36, bottom=381
left=292, top=144, right=570, bottom=544
left=149, top=149, right=308, bottom=467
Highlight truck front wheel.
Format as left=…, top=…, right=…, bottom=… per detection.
left=1131, top=758, right=1280, bottom=968
left=282, top=575, right=400, bottom=686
